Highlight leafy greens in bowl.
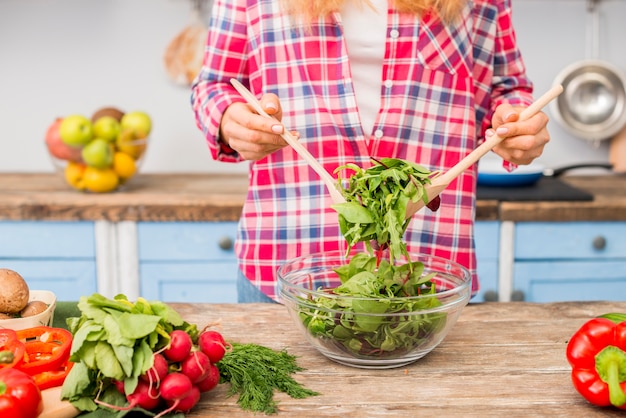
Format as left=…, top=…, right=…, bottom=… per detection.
left=277, top=250, right=471, bottom=369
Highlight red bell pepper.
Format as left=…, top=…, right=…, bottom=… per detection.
left=0, top=367, right=43, bottom=418
left=15, top=326, right=72, bottom=376
left=0, top=330, right=25, bottom=369
left=566, top=316, right=626, bottom=409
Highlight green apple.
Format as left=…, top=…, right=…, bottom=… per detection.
left=93, top=116, right=121, bottom=142
left=120, top=111, right=152, bottom=139
left=81, top=138, right=114, bottom=168
left=59, top=114, right=94, bottom=147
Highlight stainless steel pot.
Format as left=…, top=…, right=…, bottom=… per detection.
left=551, top=59, right=626, bottom=142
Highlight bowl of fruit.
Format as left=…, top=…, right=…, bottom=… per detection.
left=45, top=107, right=151, bottom=193
left=277, top=250, right=472, bottom=369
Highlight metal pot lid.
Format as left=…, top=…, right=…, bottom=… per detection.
left=550, top=59, right=626, bottom=142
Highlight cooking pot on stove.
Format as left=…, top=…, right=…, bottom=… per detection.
left=477, top=160, right=613, bottom=187
left=551, top=59, right=626, bottom=142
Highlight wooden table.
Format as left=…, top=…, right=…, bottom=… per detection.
left=169, top=301, right=626, bottom=417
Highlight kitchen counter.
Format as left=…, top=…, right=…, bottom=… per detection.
left=0, top=173, right=624, bottom=222
left=157, top=301, right=626, bottom=417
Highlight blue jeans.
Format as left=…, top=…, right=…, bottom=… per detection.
left=236, top=270, right=277, bottom=304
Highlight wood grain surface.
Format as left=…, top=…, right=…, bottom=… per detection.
left=165, top=301, right=626, bottom=418
left=0, top=173, right=624, bottom=222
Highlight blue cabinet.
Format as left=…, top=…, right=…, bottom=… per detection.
left=472, top=221, right=500, bottom=303
left=513, top=222, right=626, bottom=302
left=137, top=222, right=238, bottom=303
left=0, top=221, right=97, bottom=300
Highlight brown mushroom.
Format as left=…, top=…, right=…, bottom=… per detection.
left=20, top=300, right=49, bottom=317
left=0, top=268, right=30, bottom=314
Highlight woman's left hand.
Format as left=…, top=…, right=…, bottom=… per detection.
left=489, top=102, right=551, bottom=165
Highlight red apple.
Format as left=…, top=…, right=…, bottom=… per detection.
left=45, top=118, right=83, bottom=162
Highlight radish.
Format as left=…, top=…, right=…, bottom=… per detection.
left=126, top=380, right=161, bottom=411
left=163, top=330, right=193, bottom=362
left=96, top=379, right=160, bottom=412
left=181, top=350, right=211, bottom=383
left=153, top=372, right=194, bottom=418
left=166, top=385, right=200, bottom=413
left=140, top=353, right=169, bottom=385
left=198, top=330, right=228, bottom=363
left=196, top=363, right=220, bottom=393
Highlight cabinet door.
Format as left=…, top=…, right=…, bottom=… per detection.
left=514, top=260, right=626, bottom=302
left=472, top=221, right=499, bottom=303
left=0, top=221, right=97, bottom=301
left=137, top=222, right=238, bottom=303
left=514, top=222, right=626, bottom=302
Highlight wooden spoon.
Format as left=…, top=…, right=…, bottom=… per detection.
left=404, top=84, right=564, bottom=219
left=230, top=79, right=346, bottom=204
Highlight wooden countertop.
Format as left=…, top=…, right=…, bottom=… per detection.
left=168, top=301, right=626, bottom=417
left=0, top=173, right=624, bottom=222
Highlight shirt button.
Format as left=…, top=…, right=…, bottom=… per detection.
left=389, top=29, right=399, bottom=39
left=374, top=129, right=384, bottom=139
left=384, top=79, right=393, bottom=89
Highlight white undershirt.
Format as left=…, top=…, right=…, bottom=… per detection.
left=339, top=0, right=387, bottom=137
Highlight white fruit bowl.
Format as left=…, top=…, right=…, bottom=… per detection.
left=0, top=290, right=56, bottom=331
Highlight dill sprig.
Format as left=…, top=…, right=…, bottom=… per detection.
left=218, top=343, right=319, bottom=414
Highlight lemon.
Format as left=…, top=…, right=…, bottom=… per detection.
left=64, top=161, right=86, bottom=191
left=113, top=151, right=137, bottom=180
left=83, top=166, right=119, bottom=193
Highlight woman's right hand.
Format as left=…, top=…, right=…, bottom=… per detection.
left=219, top=93, right=292, bottom=161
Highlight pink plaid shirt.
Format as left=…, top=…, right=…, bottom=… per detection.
left=191, top=0, right=534, bottom=300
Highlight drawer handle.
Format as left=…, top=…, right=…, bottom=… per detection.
left=592, top=236, right=607, bottom=250
left=218, top=236, right=234, bottom=250
left=483, top=290, right=498, bottom=302
left=511, top=290, right=525, bottom=302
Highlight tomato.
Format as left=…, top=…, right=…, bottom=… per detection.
left=0, top=368, right=43, bottom=418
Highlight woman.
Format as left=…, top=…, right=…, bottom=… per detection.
left=191, top=0, right=550, bottom=302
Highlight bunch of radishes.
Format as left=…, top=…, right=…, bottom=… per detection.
left=113, top=328, right=228, bottom=417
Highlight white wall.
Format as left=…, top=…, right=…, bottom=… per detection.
left=0, top=0, right=624, bottom=174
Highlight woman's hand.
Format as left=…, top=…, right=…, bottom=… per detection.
left=219, top=93, right=292, bottom=161
left=488, top=102, right=551, bottom=165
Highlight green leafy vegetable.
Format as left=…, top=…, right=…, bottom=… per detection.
left=333, top=157, right=439, bottom=263
left=218, top=343, right=319, bottom=414
left=61, top=293, right=198, bottom=414
left=297, top=253, right=447, bottom=358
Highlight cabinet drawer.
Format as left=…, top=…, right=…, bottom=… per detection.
left=475, top=221, right=499, bottom=260
left=0, top=260, right=97, bottom=301
left=137, top=222, right=237, bottom=261
left=515, top=222, right=626, bottom=260
left=514, top=260, right=626, bottom=302
left=0, top=221, right=95, bottom=258
left=140, top=262, right=237, bottom=303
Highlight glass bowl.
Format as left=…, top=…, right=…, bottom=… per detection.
left=47, top=137, right=148, bottom=193
left=277, top=250, right=471, bottom=369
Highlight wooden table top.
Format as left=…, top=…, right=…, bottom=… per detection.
left=0, top=173, right=624, bottom=222
left=169, top=301, right=626, bottom=417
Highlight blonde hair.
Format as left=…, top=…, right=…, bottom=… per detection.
left=280, top=0, right=468, bottom=25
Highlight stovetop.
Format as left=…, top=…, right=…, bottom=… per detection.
left=476, top=177, right=594, bottom=202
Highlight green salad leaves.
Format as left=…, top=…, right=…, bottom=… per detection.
left=294, top=158, right=446, bottom=359
left=332, top=157, right=439, bottom=263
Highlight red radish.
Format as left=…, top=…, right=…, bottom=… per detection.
left=198, top=330, right=228, bottom=363
left=163, top=330, right=193, bottom=362
left=126, top=380, right=161, bottom=411
left=196, top=363, right=220, bottom=393
left=154, top=372, right=194, bottom=418
left=96, top=379, right=160, bottom=412
left=159, top=372, right=193, bottom=401
left=140, top=353, right=169, bottom=385
left=181, top=350, right=211, bottom=383
left=166, top=385, right=200, bottom=413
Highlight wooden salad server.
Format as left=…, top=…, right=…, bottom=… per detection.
left=404, top=84, right=564, bottom=219
left=230, top=79, right=346, bottom=204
